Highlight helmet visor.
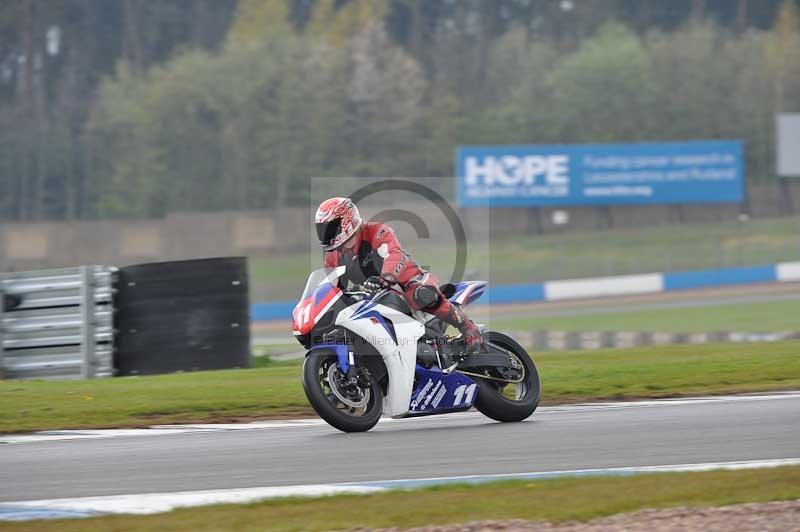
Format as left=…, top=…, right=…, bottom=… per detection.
left=316, top=219, right=342, bottom=247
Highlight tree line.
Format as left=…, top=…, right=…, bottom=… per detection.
left=1, top=0, right=799, bottom=220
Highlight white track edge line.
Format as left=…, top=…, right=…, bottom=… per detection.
left=1, top=458, right=798, bottom=520
left=2, top=391, right=799, bottom=445
left=348, top=458, right=800, bottom=488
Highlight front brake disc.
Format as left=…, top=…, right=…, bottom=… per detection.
left=327, top=363, right=370, bottom=408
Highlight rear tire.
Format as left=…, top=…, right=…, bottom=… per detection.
left=302, top=351, right=382, bottom=433
left=473, top=331, right=540, bottom=422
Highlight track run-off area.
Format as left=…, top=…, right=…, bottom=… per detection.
left=1, top=392, right=798, bottom=520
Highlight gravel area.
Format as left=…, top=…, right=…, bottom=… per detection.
left=364, top=499, right=800, bottom=532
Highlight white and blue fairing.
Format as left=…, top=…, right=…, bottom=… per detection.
left=336, top=298, right=424, bottom=417
left=307, top=274, right=487, bottom=418
left=447, top=281, right=487, bottom=306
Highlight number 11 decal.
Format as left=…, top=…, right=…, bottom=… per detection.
left=453, top=383, right=477, bottom=406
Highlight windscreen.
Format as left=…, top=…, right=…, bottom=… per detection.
left=299, top=267, right=344, bottom=301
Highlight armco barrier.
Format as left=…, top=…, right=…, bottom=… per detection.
left=251, top=261, right=800, bottom=322
left=0, top=266, right=115, bottom=379
left=1, top=258, right=251, bottom=380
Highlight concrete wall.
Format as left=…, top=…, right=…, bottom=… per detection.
left=0, top=212, right=278, bottom=271
left=0, top=182, right=796, bottom=272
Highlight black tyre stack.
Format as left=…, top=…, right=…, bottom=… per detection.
left=114, top=257, right=251, bottom=376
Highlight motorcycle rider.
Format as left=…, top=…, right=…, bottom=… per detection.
left=315, top=197, right=483, bottom=353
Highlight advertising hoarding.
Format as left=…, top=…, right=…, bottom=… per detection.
left=456, top=140, right=744, bottom=207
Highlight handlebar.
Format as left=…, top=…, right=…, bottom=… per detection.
left=344, top=283, right=402, bottom=301
left=344, top=289, right=372, bottom=299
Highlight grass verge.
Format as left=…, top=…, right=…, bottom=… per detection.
left=490, top=299, right=800, bottom=333
left=1, top=342, right=798, bottom=433
left=6, top=466, right=800, bottom=531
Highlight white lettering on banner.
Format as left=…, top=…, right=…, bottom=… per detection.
left=583, top=186, right=653, bottom=197
left=465, top=155, right=570, bottom=188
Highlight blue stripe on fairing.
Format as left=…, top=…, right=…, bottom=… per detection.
left=663, top=265, right=777, bottom=291
left=466, top=288, right=485, bottom=304
left=313, top=283, right=333, bottom=305
left=351, top=300, right=377, bottom=319
left=447, top=281, right=492, bottom=305
left=354, top=309, right=397, bottom=344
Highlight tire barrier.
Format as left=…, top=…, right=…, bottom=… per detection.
left=114, top=257, right=250, bottom=376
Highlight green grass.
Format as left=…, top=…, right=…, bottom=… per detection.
left=1, top=342, right=798, bottom=433
left=535, top=341, right=800, bottom=403
left=0, top=359, right=307, bottom=433
left=250, top=216, right=800, bottom=300
left=8, top=466, right=800, bottom=531
left=490, top=299, right=800, bottom=333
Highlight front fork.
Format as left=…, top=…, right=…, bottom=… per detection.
left=341, top=350, right=359, bottom=385
left=307, top=343, right=352, bottom=374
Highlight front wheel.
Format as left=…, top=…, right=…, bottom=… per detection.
left=473, top=331, right=541, bottom=422
left=301, top=351, right=383, bottom=432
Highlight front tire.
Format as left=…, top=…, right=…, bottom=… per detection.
left=473, top=331, right=540, bottom=422
left=302, top=351, right=383, bottom=433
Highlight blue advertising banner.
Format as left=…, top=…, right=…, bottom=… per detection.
left=456, top=140, right=744, bottom=207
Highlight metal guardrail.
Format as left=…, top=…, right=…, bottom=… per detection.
left=0, top=266, right=116, bottom=380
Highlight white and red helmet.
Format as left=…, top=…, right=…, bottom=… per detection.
left=315, top=197, right=363, bottom=251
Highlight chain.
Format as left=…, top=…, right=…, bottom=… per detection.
left=454, top=342, right=527, bottom=384
left=455, top=367, right=526, bottom=384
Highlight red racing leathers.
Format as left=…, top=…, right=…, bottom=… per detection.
left=324, top=222, right=481, bottom=350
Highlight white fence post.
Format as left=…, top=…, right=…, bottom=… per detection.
left=80, top=265, right=96, bottom=379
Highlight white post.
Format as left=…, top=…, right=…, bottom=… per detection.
left=80, top=266, right=96, bottom=379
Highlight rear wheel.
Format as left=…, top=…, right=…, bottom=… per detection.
left=473, top=331, right=540, bottom=422
left=301, top=351, right=383, bottom=432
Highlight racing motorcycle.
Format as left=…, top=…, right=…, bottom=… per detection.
left=292, top=266, right=541, bottom=432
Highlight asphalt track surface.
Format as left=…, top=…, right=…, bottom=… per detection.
left=2, top=393, right=799, bottom=503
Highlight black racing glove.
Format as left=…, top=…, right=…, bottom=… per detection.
left=363, top=275, right=389, bottom=293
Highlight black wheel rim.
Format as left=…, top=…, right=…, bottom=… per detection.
left=483, top=338, right=538, bottom=404
left=318, top=356, right=376, bottom=418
